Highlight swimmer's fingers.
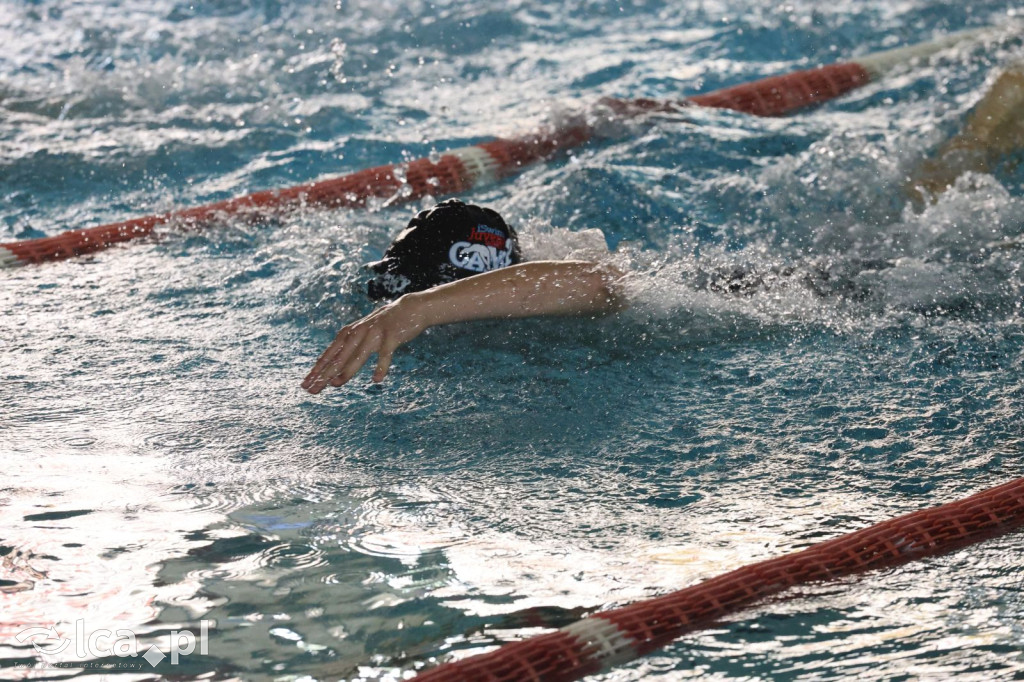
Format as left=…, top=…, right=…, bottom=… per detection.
left=304, top=326, right=365, bottom=393
left=330, top=330, right=382, bottom=387
left=302, top=331, right=347, bottom=391
left=372, top=337, right=398, bottom=383
left=303, top=330, right=348, bottom=384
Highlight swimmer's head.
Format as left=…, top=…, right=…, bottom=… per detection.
left=364, top=199, right=523, bottom=301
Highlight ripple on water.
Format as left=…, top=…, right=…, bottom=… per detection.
left=59, top=435, right=98, bottom=447
left=259, top=542, right=328, bottom=571
left=335, top=490, right=472, bottom=562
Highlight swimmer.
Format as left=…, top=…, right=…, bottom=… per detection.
left=301, top=199, right=626, bottom=394
left=299, top=197, right=912, bottom=394
left=303, top=63, right=1024, bottom=394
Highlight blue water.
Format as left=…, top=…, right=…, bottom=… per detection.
left=2, top=1, right=1024, bottom=679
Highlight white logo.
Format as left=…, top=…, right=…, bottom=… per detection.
left=14, top=620, right=211, bottom=669
left=449, top=239, right=513, bottom=273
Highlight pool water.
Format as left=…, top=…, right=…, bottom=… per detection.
left=2, top=0, right=1024, bottom=679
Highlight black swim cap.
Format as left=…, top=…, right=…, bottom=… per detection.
left=365, top=199, right=523, bottom=301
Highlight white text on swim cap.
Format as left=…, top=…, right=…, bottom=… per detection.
left=449, top=239, right=514, bottom=272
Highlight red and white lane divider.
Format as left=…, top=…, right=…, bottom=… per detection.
left=0, top=27, right=993, bottom=268
left=413, top=476, right=1024, bottom=682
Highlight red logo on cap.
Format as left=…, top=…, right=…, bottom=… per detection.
left=468, top=224, right=508, bottom=249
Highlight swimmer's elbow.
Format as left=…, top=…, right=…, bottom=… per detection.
left=580, top=263, right=628, bottom=314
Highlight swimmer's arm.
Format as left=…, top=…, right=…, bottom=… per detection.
left=412, top=260, right=626, bottom=323
left=907, top=65, right=1024, bottom=202
left=302, top=260, right=626, bottom=394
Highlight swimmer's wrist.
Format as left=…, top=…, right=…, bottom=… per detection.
left=396, top=290, right=434, bottom=330
left=399, top=280, right=482, bottom=328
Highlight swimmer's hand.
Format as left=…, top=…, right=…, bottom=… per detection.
left=302, top=296, right=427, bottom=393
left=302, top=260, right=625, bottom=393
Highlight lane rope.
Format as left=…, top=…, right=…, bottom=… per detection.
left=0, top=27, right=995, bottom=268
left=413, top=476, right=1024, bottom=681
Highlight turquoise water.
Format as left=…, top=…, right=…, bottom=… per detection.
left=2, top=1, right=1024, bottom=679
